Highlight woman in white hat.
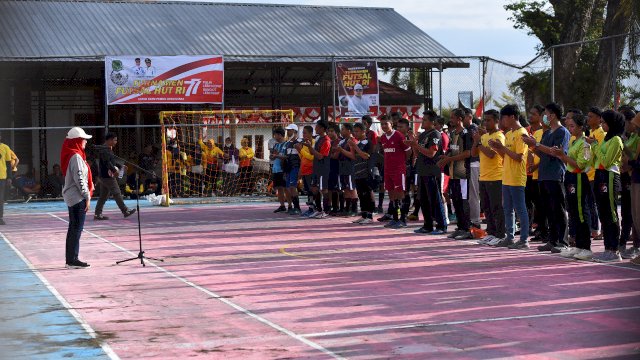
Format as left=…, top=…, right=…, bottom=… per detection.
left=60, top=127, right=93, bottom=268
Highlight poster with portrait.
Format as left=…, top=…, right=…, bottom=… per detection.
left=105, top=55, right=224, bottom=105
left=336, top=61, right=379, bottom=118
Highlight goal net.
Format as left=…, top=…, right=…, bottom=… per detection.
left=159, top=110, right=293, bottom=204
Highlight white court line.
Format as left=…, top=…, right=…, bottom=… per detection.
left=0, top=232, right=121, bottom=360
left=47, top=213, right=345, bottom=360
left=301, top=305, right=640, bottom=338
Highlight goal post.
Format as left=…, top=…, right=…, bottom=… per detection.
left=158, top=110, right=294, bottom=206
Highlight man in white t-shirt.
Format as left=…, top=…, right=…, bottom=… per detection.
left=144, top=58, right=156, bottom=77
left=348, top=83, right=371, bottom=116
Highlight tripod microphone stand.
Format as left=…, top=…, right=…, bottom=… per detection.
left=100, top=150, right=163, bottom=267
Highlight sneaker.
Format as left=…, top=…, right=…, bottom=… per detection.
left=387, top=221, right=406, bottom=229
left=630, top=255, right=640, bottom=266
left=537, top=242, right=554, bottom=252
left=454, top=232, right=472, bottom=240
left=375, top=206, right=384, bottom=214
left=560, top=247, right=581, bottom=258
left=66, top=260, right=90, bottom=269
left=397, top=221, right=407, bottom=228
left=301, top=209, right=314, bottom=217
left=622, top=247, right=640, bottom=259
left=573, top=249, right=593, bottom=261
left=94, top=214, right=110, bottom=220
left=551, top=246, right=568, bottom=254
left=429, top=229, right=446, bottom=235
left=377, top=214, right=392, bottom=222
left=359, top=218, right=374, bottom=225
left=123, top=209, right=136, bottom=218
left=495, top=238, right=515, bottom=247
left=274, top=206, right=287, bottom=213
left=487, top=237, right=504, bottom=246
left=447, top=229, right=465, bottom=239
left=307, top=210, right=320, bottom=218
left=316, top=212, right=329, bottom=219
left=593, top=250, right=622, bottom=263
left=384, top=220, right=399, bottom=228
left=352, top=217, right=365, bottom=224
left=508, top=240, right=530, bottom=250
left=407, top=214, right=419, bottom=221
left=477, top=235, right=495, bottom=245
left=414, top=227, right=432, bottom=234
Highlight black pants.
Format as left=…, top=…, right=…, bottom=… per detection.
left=541, top=180, right=568, bottom=247
left=0, top=179, right=5, bottom=219
left=620, top=173, right=634, bottom=247
left=588, top=180, right=600, bottom=232
left=419, top=175, right=447, bottom=231
left=594, top=170, right=621, bottom=251
left=565, top=172, right=592, bottom=250
left=480, top=180, right=505, bottom=238
left=95, top=177, right=128, bottom=216
left=525, top=176, right=536, bottom=229
left=534, top=181, right=549, bottom=240
left=65, top=199, right=87, bottom=264
left=449, top=179, right=470, bottom=231
left=355, top=178, right=374, bottom=218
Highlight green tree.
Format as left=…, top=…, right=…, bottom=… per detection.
left=505, top=0, right=639, bottom=110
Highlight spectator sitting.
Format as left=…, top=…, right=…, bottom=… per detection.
left=125, top=173, right=154, bottom=199
left=14, top=168, right=42, bottom=198
left=44, top=164, right=65, bottom=197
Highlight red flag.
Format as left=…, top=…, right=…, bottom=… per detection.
left=475, top=97, right=484, bottom=118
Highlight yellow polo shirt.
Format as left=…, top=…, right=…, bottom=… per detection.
left=588, top=127, right=606, bottom=181
left=0, top=144, right=17, bottom=180
left=503, top=127, right=529, bottom=187
left=479, top=131, right=505, bottom=181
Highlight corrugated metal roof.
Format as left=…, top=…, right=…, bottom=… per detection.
left=0, top=0, right=465, bottom=67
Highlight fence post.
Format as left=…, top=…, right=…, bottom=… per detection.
left=438, top=59, right=443, bottom=116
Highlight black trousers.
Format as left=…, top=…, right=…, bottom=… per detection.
left=565, top=172, right=592, bottom=250
left=594, top=170, right=621, bottom=251
left=534, top=180, right=549, bottom=239
left=480, top=180, right=505, bottom=238
left=449, top=179, right=470, bottom=231
left=525, top=176, right=536, bottom=229
left=355, top=178, right=374, bottom=218
left=0, top=179, right=5, bottom=219
left=95, top=177, right=128, bottom=216
left=620, top=173, right=634, bottom=246
left=419, top=175, right=447, bottom=231
left=65, top=199, right=87, bottom=263
left=541, top=180, right=569, bottom=247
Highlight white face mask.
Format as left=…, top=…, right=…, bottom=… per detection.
left=542, top=114, right=550, bottom=126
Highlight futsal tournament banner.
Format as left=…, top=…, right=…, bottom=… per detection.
left=105, top=55, right=224, bottom=105
left=336, top=61, right=379, bottom=118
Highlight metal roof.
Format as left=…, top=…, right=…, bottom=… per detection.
left=0, top=0, right=466, bottom=68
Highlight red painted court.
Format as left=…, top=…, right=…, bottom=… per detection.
left=3, top=203, right=640, bottom=359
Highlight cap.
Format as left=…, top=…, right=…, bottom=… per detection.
left=66, top=127, right=92, bottom=139
left=285, top=123, right=298, bottom=131
left=354, top=84, right=363, bottom=90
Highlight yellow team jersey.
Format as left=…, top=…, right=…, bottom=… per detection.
left=0, top=144, right=17, bottom=180
left=503, top=127, right=529, bottom=187
left=587, top=127, right=606, bottom=181
left=479, top=131, right=505, bottom=181
left=531, top=128, right=544, bottom=180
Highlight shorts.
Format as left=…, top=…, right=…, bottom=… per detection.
left=286, top=167, right=299, bottom=188
left=328, top=172, right=340, bottom=191
left=272, top=172, right=286, bottom=188
left=384, top=172, right=406, bottom=192
left=339, top=175, right=355, bottom=191
left=311, top=173, right=329, bottom=191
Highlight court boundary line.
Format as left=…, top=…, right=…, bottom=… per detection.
left=46, top=213, right=345, bottom=360
left=0, top=232, right=121, bottom=360
left=301, top=305, right=640, bottom=338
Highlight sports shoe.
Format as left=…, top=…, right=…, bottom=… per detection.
left=537, top=242, right=554, bottom=252
left=560, top=247, right=581, bottom=258
left=66, top=260, right=90, bottom=269
left=593, top=250, right=622, bottom=263
left=387, top=221, right=406, bottom=229
left=477, top=235, right=495, bottom=245
left=301, top=209, right=314, bottom=217
left=359, top=218, right=374, bottom=225
left=307, top=210, right=320, bottom=218
left=273, top=206, right=287, bottom=213
left=573, top=249, right=593, bottom=261
left=352, top=217, right=365, bottom=224
left=377, top=214, right=392, bottom=222
left=407, top=214, right=419, bottom=221
left=486, top=237, right=503, bottom=246
left=447, top=229, right=465, bottom=239
left=384, top=220, right=399, bottom=228
left=454, top=232, right=472, bottom=240
left=622, top=247, right=640, bottom=259
left=316, top=212, right=329, bottom=219
left=375, top=206, right=384, bottom=214
left=630, top=255, right=640, bottom=266
left=495, top=238, right=515, bottom=247
left=123, top=209, right=136, bottom=218
left=429, top=229, right=446, bottom=235
left=551, top=246, right=569, bottom=254
left=508, top=240, right=530, bottom=250
left=397, top=221, right=407, bottom=228
left=414, top=227, right=432, bottom=234
left=94, top=214, right=110, bottom=220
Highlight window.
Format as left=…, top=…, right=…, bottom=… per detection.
left=255, top=135, right=264, bottom=159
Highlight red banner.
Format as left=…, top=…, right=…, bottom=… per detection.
left=105, top=55, right=224, bottom=105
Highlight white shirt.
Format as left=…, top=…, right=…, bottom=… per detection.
left=131, top=65, right=145, bottom=76
left=348, top=95, right=371, bottom=115
left=144, top=66, right=156, bottom=77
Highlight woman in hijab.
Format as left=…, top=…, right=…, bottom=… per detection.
left=61, top=127, right=94, bottom=268
left=588, top=110, right=626, bottom=263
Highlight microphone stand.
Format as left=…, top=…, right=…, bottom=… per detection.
left=99, top=149, right=163, bottom=267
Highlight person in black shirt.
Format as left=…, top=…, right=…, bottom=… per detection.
left=351, top=122, right=375, bottom=224
left=284, top=124, right=302, bottom=214
left=94, top=133, right=135, bottom=220
left=408, top=111, right=447, bottom=234
left=335, top=123, right=358, bottom=216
